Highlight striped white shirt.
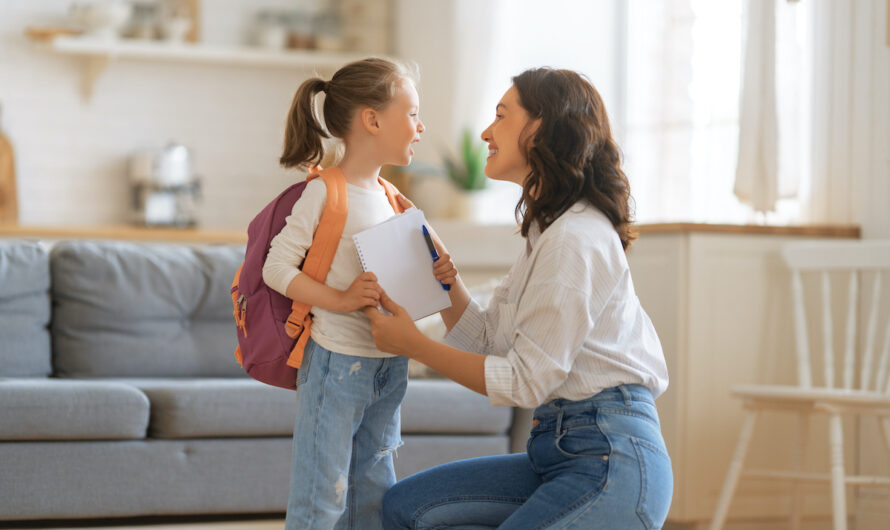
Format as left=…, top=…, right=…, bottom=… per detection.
left=444, top=201, right=668, bottom=408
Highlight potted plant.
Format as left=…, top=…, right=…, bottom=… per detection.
left=442, top=129, right=489, bottom=219
left=443, top=128, right=488, bottom=192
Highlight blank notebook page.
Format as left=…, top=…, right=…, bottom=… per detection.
left=353, top=208, right=451, bottom=320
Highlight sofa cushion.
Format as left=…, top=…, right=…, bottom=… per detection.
left=0, top=241, right=51, bottom=377
left=0, top=378, right=149, bottom=440
left=50, top=241, right=246, bottom=378
left=400, top=379, right=512, bottom=435
left=108, top=378, right=296, bottom=438
left=101, top=378, right=510, bottom=439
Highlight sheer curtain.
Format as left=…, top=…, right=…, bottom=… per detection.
left=622, top=0, right=816, bottom=224
left=622, top=0, right=747, bottom=223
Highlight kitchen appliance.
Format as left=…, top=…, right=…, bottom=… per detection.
left=129, top=142, right=200, bottom=227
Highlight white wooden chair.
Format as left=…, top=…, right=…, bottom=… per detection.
left=710, top=240, right=890, bottom=530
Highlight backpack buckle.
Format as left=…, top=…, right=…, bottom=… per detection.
left=284, top=314, right=304, bottom=338
left=232, top=293, right=248, bottom=337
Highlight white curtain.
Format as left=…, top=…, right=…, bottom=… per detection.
left=734, top=0, right=811, bottom=216
left=623, top=0, right=748, bottom=223
left=733, top=0, right=779, bottom=212
left=734, top=0, right=888, bottom=228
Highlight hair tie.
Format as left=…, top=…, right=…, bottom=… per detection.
left=322, top=81, right=330, bottom=93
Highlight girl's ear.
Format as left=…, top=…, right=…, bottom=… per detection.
left=360, top=107, right=380, bottom=135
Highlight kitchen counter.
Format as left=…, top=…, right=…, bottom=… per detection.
left=0, top=221, right=861, bottom=244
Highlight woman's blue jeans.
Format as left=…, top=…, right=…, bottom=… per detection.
left=286, top=339, right=409, bottom=530
left=382, top=384, right=673, bottom=529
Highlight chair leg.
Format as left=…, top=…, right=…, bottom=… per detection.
left=881, top=416, right=890, bottom=452
left=709, top=409, right=758, bottom=530
left=828, top=412, right=847, bottom=530
left=790, top=411, right=809, bottom=530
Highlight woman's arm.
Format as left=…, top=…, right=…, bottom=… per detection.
left=364, top=291, right=487, bottom=396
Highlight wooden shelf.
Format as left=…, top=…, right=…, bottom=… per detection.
left=47, top=36, right=364, bottom=68
left=0, top=221, right=861, bottom=246
left=634, top=222, right=861, bottom=238
left=40, top=36, right=366, bottom=100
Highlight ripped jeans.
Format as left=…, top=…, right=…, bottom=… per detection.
left=286, top=338, right=409, bottom=530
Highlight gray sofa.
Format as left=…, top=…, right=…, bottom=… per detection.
left=0, top=239, right=528, bottom=522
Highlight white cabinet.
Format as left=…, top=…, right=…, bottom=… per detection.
left=626, top=228, right=862, bottom=527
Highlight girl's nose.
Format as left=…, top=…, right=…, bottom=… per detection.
left=417, top=121, right=425, bottom=134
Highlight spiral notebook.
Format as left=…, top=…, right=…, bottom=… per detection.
left=353, top=208, right=451, bottom=320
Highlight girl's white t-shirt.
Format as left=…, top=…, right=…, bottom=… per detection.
left=262, top=178, right=396, bottom=358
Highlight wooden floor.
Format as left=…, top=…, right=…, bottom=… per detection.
left=0, top=517, right=285, bottom=530
left=50, top=519, right=284, bottom=530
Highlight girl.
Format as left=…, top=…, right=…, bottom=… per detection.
left=365, top=67, right=673, bottom=529
left=262, top=57, right=427, bottom=530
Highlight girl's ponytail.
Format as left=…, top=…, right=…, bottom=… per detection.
left=280, top=77, right=328, bottom=169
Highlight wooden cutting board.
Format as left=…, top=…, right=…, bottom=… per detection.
left=0, top=128, right=17, bottom=224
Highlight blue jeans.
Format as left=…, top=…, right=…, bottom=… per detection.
left=382, top=385, right=673, bottom=529
left=286, top=339, right=409, bottom=530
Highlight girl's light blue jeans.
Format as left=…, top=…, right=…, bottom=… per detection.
left=382, top=384, right=673, bottom=529
left=286, top=338, right=409, bottom=530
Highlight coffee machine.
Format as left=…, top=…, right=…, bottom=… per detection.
left=129, top=142, right=200, bottom=227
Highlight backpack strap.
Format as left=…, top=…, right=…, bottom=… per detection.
left=283, top=170, right=406, bottom=368
left=379, top=177, right=406, bottom=214
left=284, top=167, right=348, bottom=368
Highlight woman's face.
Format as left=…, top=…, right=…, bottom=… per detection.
left=480, top=86, right=538, bottom=185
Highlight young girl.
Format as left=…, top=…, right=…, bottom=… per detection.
left=262, top=58, right=427, bottom=530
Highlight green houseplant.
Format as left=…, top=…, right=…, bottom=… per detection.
left=443, top=128, right=488, bottom=191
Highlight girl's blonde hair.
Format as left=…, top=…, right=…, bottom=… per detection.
left=280, top=57, right=419, bottom=169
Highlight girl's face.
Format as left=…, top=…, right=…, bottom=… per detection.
left=480, top=86, right=538, bottom=185
left=377, top=79, right=424, bottom=166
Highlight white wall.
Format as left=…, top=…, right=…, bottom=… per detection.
left=0, top=0, right=319, bottom=229
left=1, top=0, right=886, bottom=236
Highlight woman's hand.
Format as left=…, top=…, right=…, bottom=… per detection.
left=363, top=290, right=427, bottom=357
left=338, top=272, right=382, bottom=313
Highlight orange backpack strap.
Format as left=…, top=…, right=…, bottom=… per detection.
left=379, top=177, right=406, bottom=214
left=284, top=167, right=348, bottom=368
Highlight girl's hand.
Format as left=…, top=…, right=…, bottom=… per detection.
left=396, top=194, right=415, bottom=210
left=339, top=272, right=382, bottom=312
left=425, top=224, right=459, bottom=287
left=363, top=290, right=426, bottom=357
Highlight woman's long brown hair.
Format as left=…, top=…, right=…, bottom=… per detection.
left=512, top=68, right=636, bottom=250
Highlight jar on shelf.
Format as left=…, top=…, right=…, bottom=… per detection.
left=312, top=10, right=341, bottom=52
left=126, top=2, right=159, bottom=40
left=253, top=9, right=288, bottom=50
left=286, top=11, right=316, bottom=50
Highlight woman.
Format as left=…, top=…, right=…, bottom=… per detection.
left=364, top=67, right=673, bottom=529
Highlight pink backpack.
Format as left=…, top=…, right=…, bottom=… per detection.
left=231, top=167, right=404, bottom=390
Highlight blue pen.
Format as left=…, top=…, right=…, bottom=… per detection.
left=422, top=224, right=450, bottom=291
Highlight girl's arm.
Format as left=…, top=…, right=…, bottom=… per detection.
left=364, top=291, right=487, bottom=396
left=286, top=271, right=381, bottom=313
left=425, top=224, right=472, bottom=331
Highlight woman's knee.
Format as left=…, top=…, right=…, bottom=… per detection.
left=381, top=481, right=411, bottom=530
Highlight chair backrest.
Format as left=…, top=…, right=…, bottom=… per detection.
left=781, top=240, right=890, bottom=393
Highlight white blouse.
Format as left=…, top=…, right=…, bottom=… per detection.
left=445, top=202, right=669, bottom=409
